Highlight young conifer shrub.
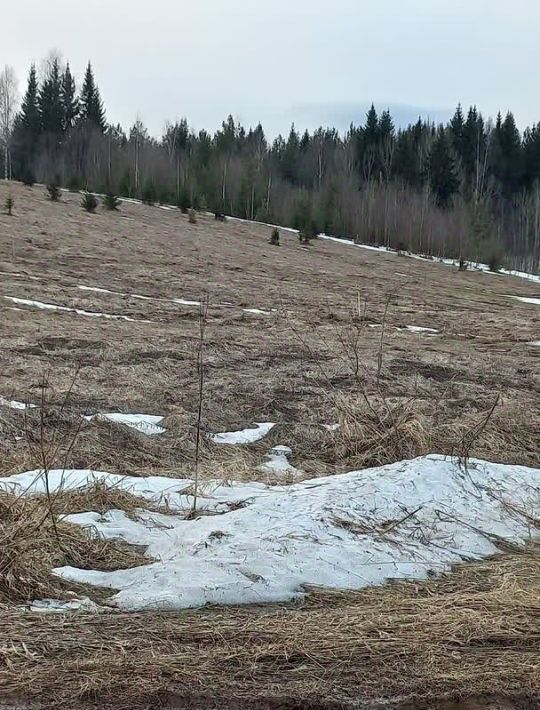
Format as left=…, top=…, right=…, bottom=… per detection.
left=103, top=193, right=121, bottom=211
left=81, top=191, right=98, bottom=213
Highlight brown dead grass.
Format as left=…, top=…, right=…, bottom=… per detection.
left=1, top=546, right=539, bottom=709
left=0, top=182, right=538, bottom=480
left=0, top=183, right=539, bottom=708
left=0, top=490, right=149, bottom=605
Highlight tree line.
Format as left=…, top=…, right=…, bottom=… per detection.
left=1, top=55, right=540, bottom=272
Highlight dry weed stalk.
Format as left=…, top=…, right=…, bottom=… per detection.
left=22, top=369, right=85, bottom=547
left=192, top=293, right=209, bottom=514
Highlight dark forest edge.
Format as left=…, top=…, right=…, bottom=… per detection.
left=1, top=55, right=540, bottom=273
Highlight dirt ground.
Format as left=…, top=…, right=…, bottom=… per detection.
left=0, top=182, right=539, bottom=708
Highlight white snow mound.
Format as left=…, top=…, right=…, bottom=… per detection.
left=85, top=413, right=165, bottom=436
left=3, top=455, right=538, bottom=611
left=209, top=422, right=275, bottom=445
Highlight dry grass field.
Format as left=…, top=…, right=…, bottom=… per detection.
left=0, top=181, right=539, bottom=709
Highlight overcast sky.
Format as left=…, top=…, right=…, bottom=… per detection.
left=3, top=0, right=540, bottom=137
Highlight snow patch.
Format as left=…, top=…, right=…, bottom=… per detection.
left=85, top=413, right=166, bottom=436
left=0, top=396, right=37, bottom=410
left=26, top=597, right=101, bottom=613
left=258, top=445, right=301, bottom=479
left=36, top=454, right=540, bottom=611
left=209, top=422, right=276, bottom=445
left=323, top=423, right=341, bottom=432
left=172, top=298, right=202, bottom=307
left=405, top=325, right=439, bottom=335
left=4, top=296, right=152, bottom=323
left=506, top=295, right=540, bottom=306
left=0, top=468, right=267, bottom=514
left=242, top=308, right=272, bottom=315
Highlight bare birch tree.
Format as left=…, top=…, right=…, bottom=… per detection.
left=0, top=66, right=19, bottom=180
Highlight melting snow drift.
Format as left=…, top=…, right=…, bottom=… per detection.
left=85, top=413, right=166, bottom=436
left=405, top=325, right=439, bottom=335
left=506, top=295, right=540, bottom=306
left=0, top=396, right=36, bottom=410
left=209, top=422, right=275, bottom=445
left=258, top=445, right=301, bottom=479
left=4, top=296, right=151, bottom=323
left=2, top=454, right=540, bottom=611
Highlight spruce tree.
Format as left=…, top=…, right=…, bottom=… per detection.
left=394, top=130, right=423, bottom=188
left=427, top=128, right=459, bottom=208
left=500, top=112, right=522, bottom=196
left=61, top=63, right=79, bottom=131
left=378, top=109, right=395, bottom=180
left=361, top=104, right=381, bottom=179
left=79, top=63, right=106, bottom=132
left=523, top=124, right=540, bottom=188
left=378, top=109, right=395, bottom=142
left=364, top=104, right=379, bottom=145
left=39, top=58, right=63, bottom=136
left=281, top=125, right=300, bottom=184
left=11, top=65, right=41, bottom=181
left=449, top=104, right=465, bottom=163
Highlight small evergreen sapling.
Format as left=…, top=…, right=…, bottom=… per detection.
left=141, top=183, right=156, bottom=206
left=47, top=183, right=62, bottom=202
left=269, top=228, right=280, bottom=246
left=103, top=193, right=121, bottom=211
left=188, top=208, right=197, bottom=224
left=81, top=191, right=98, bottom=213
left=177, top=189, right=191, bottom=214
left=4, top=195, right=14, bottom=215
left=298, top=222, right=317, bottom=245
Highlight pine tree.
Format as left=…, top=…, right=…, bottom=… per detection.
left=11, top=65, right=41, bottom=181
left=39, top=58, right=63, bottom=136
left=427, top=128, right=459, bottom=208
left=79, top=63, right=106, bottom=132
left=61, top=63, right=79, bottom=131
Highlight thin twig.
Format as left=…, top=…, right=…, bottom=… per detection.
left=192, top=293, right=209, bottom=514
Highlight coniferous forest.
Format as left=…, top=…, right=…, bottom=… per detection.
left=2, top=56, right=540, bottom=272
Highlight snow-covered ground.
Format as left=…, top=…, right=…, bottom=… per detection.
left=404, top=325, right=439, bottom=335
left=84, top=413, right=166, bottom=436
left=3, top=296, right=152, bottom=323
left=0, top=396, right=36, bottom=410
left=208, top=422, right=276, bottom=445
left=506, top=295, right=540, bottom=306
left=3, top=454, right=540, bottom=611
left=257, top=445, right=301, bottom=479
